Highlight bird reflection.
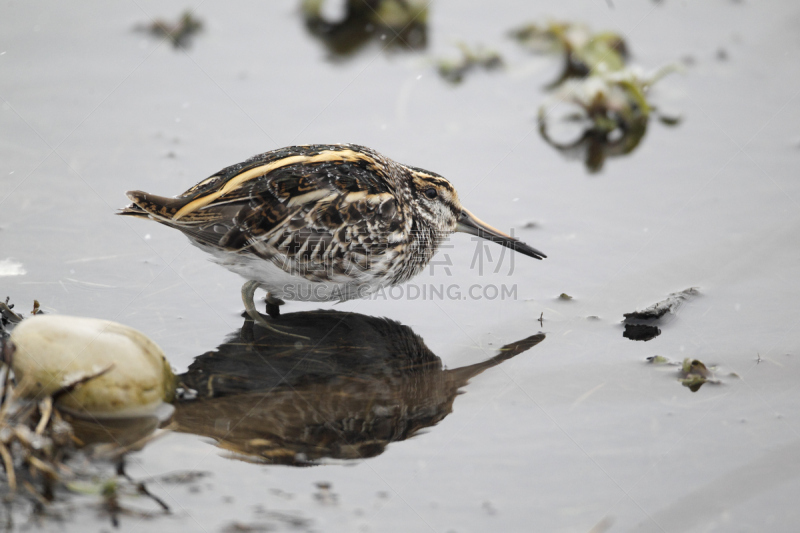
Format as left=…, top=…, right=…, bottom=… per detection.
left=173, top=311, right=544, bottom=465
left=301, top=0, right=428, bottom=60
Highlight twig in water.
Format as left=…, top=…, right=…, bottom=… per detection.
left=0, top=441, right=16, bottom=491
left=52, top=364, right=115, bottom=402
left=36, top=397, right=53, bottom=436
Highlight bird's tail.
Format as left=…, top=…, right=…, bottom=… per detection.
left=118, top=191, right=195, bottom=223
left=118, top=190, right=238, bottom=249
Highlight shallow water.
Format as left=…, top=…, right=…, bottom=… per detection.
left=2, top=0, right=800, bottom=531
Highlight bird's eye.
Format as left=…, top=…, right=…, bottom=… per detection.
left=424, top=187, right=437, bottom=199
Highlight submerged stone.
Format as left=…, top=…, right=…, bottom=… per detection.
left=8, top=315, right=175, bottom=417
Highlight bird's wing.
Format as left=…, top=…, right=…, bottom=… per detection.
left=123, top=146, right=405, bottom=274
left=220, top=159, right=405, bottom=276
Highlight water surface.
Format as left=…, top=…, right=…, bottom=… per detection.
left=2, top=1, right=800, bottom=531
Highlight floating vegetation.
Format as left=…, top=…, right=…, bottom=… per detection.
left=679, top=358, right=719, bottom=392
left=538, top=64, right=681, bottom=173
left=137, top=10, right=204, bottom=48
left=624, top=287, right=699, bottom=321
left=514, top=20, right=682, bottom=173
left=509, top=21, right=628, bottom=87
left=644, top=355, right=721, bottom=392
left=67, top=471, right=172, bottom=528
left=436, top=43, right=503, bottom=84
left=301, top=0, right=428, bottom=59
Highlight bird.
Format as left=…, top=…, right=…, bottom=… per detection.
left=119, top=144, right=545, bottom=334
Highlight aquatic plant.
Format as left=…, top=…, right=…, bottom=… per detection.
left=512, top=20, right=682, bottom=173
left=301, top=0, right=428, bottom=59
left=137, top=10, right=204, bottom=48
left=510, top=21, right=628, bottom=87
left=437, top=42, right=503, bottom=84
left=538, top=63, right=681, bottom=172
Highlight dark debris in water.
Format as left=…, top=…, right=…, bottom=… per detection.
left=221, top=522, right=275, bottom=533
left=1, top=297, right=43, bottom=345
left=624, top=287, right=699, bottom=322
left=621, top=286, right=698, bottom=345
left=313, top=481, right=338, bottom=505
left=1, top=298, right=31, bottom=329
left=155, top=470, right=211, bottom=485
left=623, top=323, right=661, bottom=341
left=657, top=113, right=682, bottom=126
left=137, top=10, right=204, bottom=48
left=252, top=507, right=314, bottom=531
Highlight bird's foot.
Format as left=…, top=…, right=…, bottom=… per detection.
left=265, top=293, right=285, bottom=319
left=241, top=281, right=308, bottom=339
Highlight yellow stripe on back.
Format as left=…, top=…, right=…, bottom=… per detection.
left=286, top=189, right=334, bottom=207
left=173, top=149, right=366, bottom=220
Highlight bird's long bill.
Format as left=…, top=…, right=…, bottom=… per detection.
left=456, top=208, right=546, bottom=260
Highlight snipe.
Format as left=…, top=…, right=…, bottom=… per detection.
left=120, top=144, right=545, bottom=333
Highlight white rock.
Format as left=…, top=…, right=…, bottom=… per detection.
left=8, top=315, right=175, bottom=417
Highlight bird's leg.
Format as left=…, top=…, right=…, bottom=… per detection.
left=241, top=281, right=308, bottom=339
left=265, top=293, right=285, bottom=319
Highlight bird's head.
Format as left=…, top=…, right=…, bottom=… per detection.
left=404, top=166, right=546, bottom=260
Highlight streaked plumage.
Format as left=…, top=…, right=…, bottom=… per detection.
left=120, top=144, right=544, bottom=313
